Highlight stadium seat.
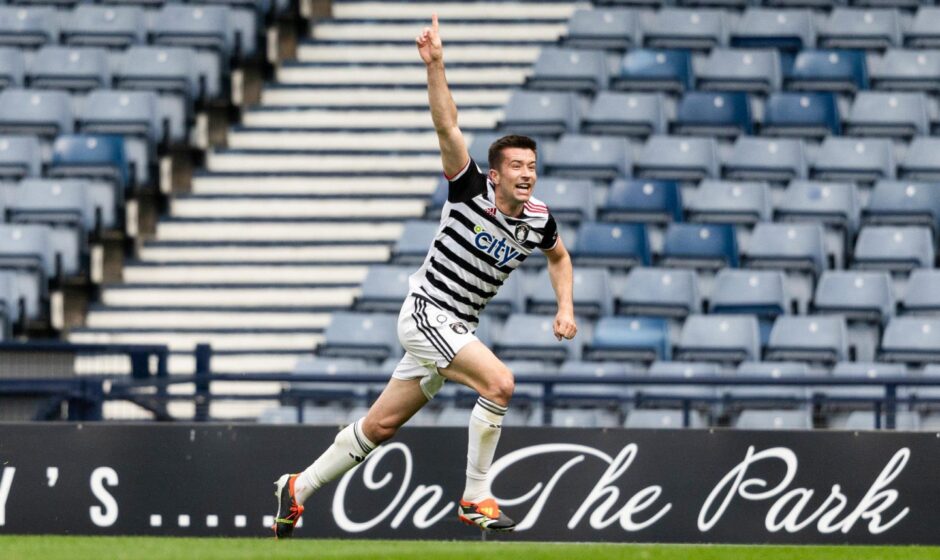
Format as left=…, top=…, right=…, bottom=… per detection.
left=775, top=180, right=861, bottom=237
left=0, top=6, right=57, bottom=48
left=852, top=226, right=934, bottom=272
left=734, top=409, right=812, bottom=430
left=616, top=266, right=700, bottom=318
left=572, top=221, right=650, bottom=268
left=526, top=47, right=608, bottom=93
left=21, top=178, right=115, bottom=231
left=634, top=135, right=719, bottom=181
left=0, top=135, right=40, bottom=180
left=729, top=9, right=815, bottom=51
left=673, top=91, right=752, bottom=138
left=498, top=90, right=580, bottom=136
left=581, top=91, right=666, bottom=138
left=27, top=46, right=110, bottom=93
left=729, top=361, right=809, bottom=402
left=640, top=360, right=720, bottom=402
left=898, top=137, right=940, bottom=181
left=766, top=315, right=849, bottom=364
left=354, top=265, right=411, bottom=313
left=611, top=49, right=693, bottom=94
left=318, top=312, right=400, bottom=361
left=709, top=269, right=789, bottom=318
left=845, top=92, right=929, bottom=139
left=818, top=8, right=901, bottom=50
left=904, top=7, right=940, bottom=48
left=115, top=46, right=198, bottom=100
left=551, top=408, right=621, bottom=428
left=391, top=220, right=437, bottom=266
left=61, top=5, right=146, bottom=49
left=695, top=48, right=781, bottom=94
left=9, top=180, right=89, bottom=235
left=828, top=410, right=920, bottom=431
left=584, top=316, right=670, bottom=362
left=150, top=5, right=231, bottom=56
left=0, top=89, right=73, bottom=138
left=686, top=180, right=772, bottom=225
left=78, top=89, right=162, bottom=147
left=810, top=137, right=895, bottom=184
left=744, top=222, right=827, bottom=277
left=533, top=177, right=595, bottom=224
left=880, top=317, right=940, bottom=364
left=599, top=179, right=683, bottom=224
left=484, top=268, right=525, bottom=317
left=813, top=271, right=894, bottom=323
left=823, top=361, right=908, bottom=403
left=864, top=180, right=940, bottom=233
left=564, top=8, right=639, bottom=51
left=541, top=134, right=631, bottom=180
left=624, top=408, right=707, bottom=429
left=660, top=223, right=738, bottom=270
left=0, top=222, right=73, bottom=282
left=722, top=136, right=807, bottom=183
left=901, top=269, right=940, bottom=315
left=642, top=9, right=728, bottom=51
left=492, top=314, right=580, bottom=362
left=760, top=91, right=841, bottom=138
left=868, top=49, right=940, bottom=92
left=0, top=48, right=24, bottom=89
left=527, top=267, right=613, bottom=317
left=49, top=134, right=130, bottom=194
left=676, top=314, right=760, bottom=363
left=784, top=49, right=868, bottom=93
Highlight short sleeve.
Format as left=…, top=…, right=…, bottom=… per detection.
left=539, top=214, right=559, bottom=250
left=446, top=158, right=487, bottom=203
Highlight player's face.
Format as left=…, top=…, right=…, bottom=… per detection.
left=491, top=148, right=537, bottom=206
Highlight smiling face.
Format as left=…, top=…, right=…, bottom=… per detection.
left=489, top=147, right=537, bottom=216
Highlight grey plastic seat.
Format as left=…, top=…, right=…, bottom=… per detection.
left=0, top=6, right=57, bottom=48
left=722, top=136, right=807, bottom=183
left=709, top=269, right=789, bottom=317
left=0, top=222, right=74, bottom=280
left=814, top=271, right=894, bottom=323
left=528, top=267, right=613, bottom=318
left=745, top=222, right=827, bottom=277
left=880, top=317, right=940, bottom=364
left=28, top=46, right=109, bottom=92
left=676, top=314, right=760, bottom=363
left=775, top=180, right=861, bottom=236
left=902, top=269, right=940, bottom=315
left=556, top=360, right=632, bottom=403
left=823, top=362, right=908, bottom=402
left=542, top=134, right=630, bottom=180
left=729, top=9, right=815, bottom=51
left=852, top=226, right=934, bottom=272
left=61, top=5, right=146, bottom=49
left=551, top=408, right=622, bottom=428
left=526, top=47, right=608, bottom=93
left=845, top=92, right=929, bottom=138
left=818, top=8, right=901, bottom=50
left=766, top=315, right=848, bottom=364
left=484, top=268, right=525, bottom=317
left=318, top=312, right=400, bottom=361
left=642, top=8, right=728, bottom=50
left=634, top=135, right=719, bottom=181
left=115, top=46, right=202, bottom=101
left=641, top=360, right=721, bottom=401
left=0, top=89, right=73, bottom=138
left=730, top=361, right=810, bottom=402
left=150, top=5, right=231, bottom=55
left=898, top=137, right=940, bottom=181
left=617, top=266, right=700, bottom=318
left=564, top=8, right=639, bottom=51
left=499, top=90, right=580, bottom=136
left=810, top=137, right=895, bottom=184
left=354, top=265, right=411, bottom=313
left=10, top=179, right=90, bottom=230
left=0, top=135, right=40, bottom=180
left=534, top=177, right=594, bottom=224
left=493, top=314, right=581, bottom=362
left=581, top=91, right=666, bottom=138
left=391, top=220, right=437, bottom=265
left=0, top=48, right=24, bottom=89
left=734, top=409, right=812, bottom=430
left=292, top=357, right=382, bottom=399
left=864, top=180, right=940, bottom=233
left=686, top=180, right=772, bottom=225
left=624, top=409, right=707, bottom=429
left=21, top=178, right=115, bottom=231
left=868, top=50, right=940, bottom=92
left=695, top=48, right=781, bottom=94
left=79, top=90, right=160, bottom=144
left=904, top=7, right=940, bottom=48
left=828, top=410, right=920, bottom=431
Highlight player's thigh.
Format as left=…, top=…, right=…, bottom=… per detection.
left=362, top=377, right=429, bottom=442
left=438, top=340, right=513, bottom=399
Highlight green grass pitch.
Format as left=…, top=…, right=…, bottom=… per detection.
left=3, top=537, right=940, bottom=560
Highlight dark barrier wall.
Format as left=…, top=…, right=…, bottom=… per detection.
left=0, top=423, right=936, bottom=544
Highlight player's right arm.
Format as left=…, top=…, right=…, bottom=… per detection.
left=417, top=13, right=470, bottom=178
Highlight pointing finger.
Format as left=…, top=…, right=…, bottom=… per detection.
left=432, top=12, right=439, bottom=33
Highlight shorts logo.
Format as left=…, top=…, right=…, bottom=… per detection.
left=514, top=223, right=530, bottom=243
left=450, top=322, right=469, bottom=335
left=435, top=314, right=447, bottom=325
left=472, top=224, right=521, bottom=266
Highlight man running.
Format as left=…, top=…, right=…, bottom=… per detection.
left=272, top=13, right=577, bottom=538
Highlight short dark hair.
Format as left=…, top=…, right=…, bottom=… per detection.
left=488, top=134, right=537, bottom=170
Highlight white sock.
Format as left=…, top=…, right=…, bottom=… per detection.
left=294, top=418, right=376, bottom=505
left=462, top=397, right=508, bottom=503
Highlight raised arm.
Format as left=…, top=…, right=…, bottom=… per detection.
left=416, top=13, right=470, bottom=177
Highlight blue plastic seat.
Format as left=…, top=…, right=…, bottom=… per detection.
left=686, top=180, right=772, bottom=225
left=813, top=271, right=894, bottom=323
left=79, top=90, right=160, bottom=144
left=0, top=6, right=56, bottom=48
left=0, top=47, right=24, bottom=89
left=354, top=265, right=411, bottom=313
left=49, top=134, right=130, bottom=194
left=845, top=92, right=929, bottom=139
left=744, top=222, right=827, bottom=277
left=818, top=8, right=901, bottom=50
left=0, top=89, right=72, bottom=138
left=766, top=315, right=848, bottom=364
left=61, top=5, right=145, bottom=49
left=634, top=135, right=719, bottom=181
left=902, top=269, right=940, bottom=315
left=391, top=220, right=437, bottom=265
left=581, top=91, right=666, bottom=138
left=852, top=226, right=934, bottom=272
left=612, top=49, right=693, bottom=94
left=761, top=91, right=841, bottom=138
left=695, top=48, right=781, bottom=94
left=642, top=8, right=728, bottom=50
left=600, top=179, right=682, bottom=224
left=533, top=177, right=594, bottom=224
left=528, top=267, right=612, bottom=318
left=722, top=136, right=807, bottom=183
left=729, top=9, right=815, bottom=51
left=673, top=91, right=752, bottom=138
left=318, top=312, right=400, bottom=361
left=498, top=90, right=580, bottom=137
left=880, top=317, right=940, bottom=364
left=868, top=49, right=940, bottom=92
left=617, top=266, right=700, bottom=318
left=898, top=137, right=940, bottom=181
left=864, top=180, right=940, bottom=234
left=564, top=8, right=638, bottom=51
left=542, top=134, right=630, bottom=180
left=28, top=46, right=109, bottom=92
left=572, top=222, right=650, bottom=269
left=775, top=180, right=861, bottom=236
left=493, top=314, right=580, bottom=362
left=810, top=137, right=895, bottom=184
left=677, top=314, right=760, bottom=363
left=526, top=46, right=608, bottom=93
left=710, top=269, right=789, bottom=317
left=784, top=49, right=868, bottom=93
left=660, top=223, right=738, bottom=270
left=585, top=316, right=670, bottom=362
left=905, top=7, right=940, bottom=48
left=0, top=135, right=40, bottom=180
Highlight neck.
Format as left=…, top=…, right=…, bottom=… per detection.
left=494, top=190, right=524, bottom=217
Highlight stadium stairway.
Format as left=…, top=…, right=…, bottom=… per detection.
left=66, top=0, right=579, bottom=419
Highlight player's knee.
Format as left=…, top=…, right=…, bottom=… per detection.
left=362, top=416, right=399, bottom=444
left=483, top=369, right=514, bottom=406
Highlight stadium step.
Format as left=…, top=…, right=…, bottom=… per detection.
left=122, top=263, right=368, bottom=284
left=309, top=21, right=567, bottom=43
left=190, top=174, right=437, bottom=195
left=329, top=2, right=577, bottom=20
left=98, top=286, right=359, bottom=308
left=68, top=329, right=324, bottom=352
left=241, top=106, right=503, bottom=129
left=275, top=64, right=527, bottom=87
left=170, top=194, right=427, bottom=219
left=154, top=221, right=404, bottom=242
left=295, top=44, right=540, bottom=65
left=259, top=87, right=508, bottom=108
left=138, top=243, right=390, bottom=263
left=204, top=151, right=445, bottom=175
left=85, top=309, right=331, bottom=330
left=224, top=129, right=448, bottom=151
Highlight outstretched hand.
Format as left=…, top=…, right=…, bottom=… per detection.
left=416, top=13, right=443, bottom=65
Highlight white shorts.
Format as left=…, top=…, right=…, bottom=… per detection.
left=391, top=293, right=478, bottom=400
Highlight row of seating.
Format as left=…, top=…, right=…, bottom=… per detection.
left=592, top=1, right=937, bottom=13
left=0, top=0, right=280, bottom=12
left=565, top=7, right=940, bottom=53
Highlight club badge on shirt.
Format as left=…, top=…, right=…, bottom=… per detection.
left=514, top=223, right=530, bottom=243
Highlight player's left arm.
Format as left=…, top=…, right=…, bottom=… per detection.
left=543, top=236, right=577, bottom=341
